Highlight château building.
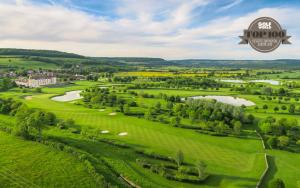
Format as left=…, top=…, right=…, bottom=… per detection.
left=15, top=74, right=57, bottom=88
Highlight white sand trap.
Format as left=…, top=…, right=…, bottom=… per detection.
left=25, top=96, right=32, bottom=100
left=52, top=90, right=82, bottom=102
left=118, top=132, right=128, bottom=136
left=101, top=130, right=109, bottom=134
left=109, top=112, right=117, bottom=116
left=99, top=109, right=106, bottom=112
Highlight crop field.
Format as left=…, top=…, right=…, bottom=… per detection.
left=116, top=71, right=247, bottom=78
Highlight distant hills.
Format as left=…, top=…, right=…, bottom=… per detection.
left=171, top=59, right=300, bottom=69
left=0, top=48, right=84, bottom=58
left=1, top=48, right=300, bottom=69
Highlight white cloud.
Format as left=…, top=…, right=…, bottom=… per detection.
left=217, top=0, right=243, bottom=12
left=0, top=0, right=299, bottom=59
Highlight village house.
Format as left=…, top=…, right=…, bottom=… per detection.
left=15, top=73, right=57, bottom=88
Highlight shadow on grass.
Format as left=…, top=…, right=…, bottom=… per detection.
left=260, top=155, right=277, bottom=188
left=205, top=174, right=258, bottom=188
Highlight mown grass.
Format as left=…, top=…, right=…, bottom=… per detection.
left=0, top=130, right=99, bottom=188
left=0, top=84, right=266, bottom=187
left=2, top=80, right=300, bottom=187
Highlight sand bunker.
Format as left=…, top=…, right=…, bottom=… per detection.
left=52, top=90, right=82, bottom=102
left=25, top=96, right=32, bottom=100
left=109, top=112, right=117, bottom=116
left=118, top=132, right=128, bottom=136
left=99, top=109, right=106, bottom=112
left=101, top=130, right=109, bottom=134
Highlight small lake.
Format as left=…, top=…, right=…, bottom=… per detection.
left=52, top=90, right=83, bottom=102
left=250, top=80, right=280, bottom=85
left=186, top=96, right=255, bottom=107
left=220, top=79, right=280, bottom=85
left=220, top=80, right=245, bottom=83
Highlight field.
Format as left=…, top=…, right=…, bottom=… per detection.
left=0, top=82, right=268, bottom=188
left=1, top=52, right=300, bottom=187
left=0, top=125, right=99, bottom=188
left=0, top=57, right=58, bottom=70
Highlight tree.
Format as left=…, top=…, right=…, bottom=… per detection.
left=247, top=114, right=255, bottom=124
left=274, top=106, right=279, bottom=113
left=196, top=161, right=207, bottom=178
left=277, top=136, right=289, bottom=147
left=44, top=112, right=56, bottom=125
left=28, top=111, right=47, bottom=142
left=269, top=178, right=285, bottom=188
left=176, top=150, right=184, bottom=168
left=233, top=121, right=242, bottom=135
left=155, top=102, right=161, bottom=112
left=281, top=105, right=287, bottom=111
left=263, top=104, right=268, bottom=110
left=35, top=87, right=42, bottom=93
left=123, top=104, right=130, bottom=115
left=166, top=101, right=174, bottom=114
left=289, top=104, right=295, bottom=114
left=170, top=116, right=181, bottom=127
left=267, top=136, right=277, bottom=149
left=66, top=119, right=75, bottom=127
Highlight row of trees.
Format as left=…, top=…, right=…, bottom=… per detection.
left=81, top=86, right=255, bottom=136
left=142, top=99, right=254, bottom=135
left=0, top=78, right=16, bottom=91
left=259, top=117, right=300, bottom=150
left=256, top=104, right=299, bottom=114
left=0, top=98, right=71, bottom=141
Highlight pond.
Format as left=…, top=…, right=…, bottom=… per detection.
left=52, top=90, right=83, bottom=102
left=186, top=95, right=255, bottom=107
left=250, top=80, right=280, bottom=85
left=220, top=79, right=245, bottom=83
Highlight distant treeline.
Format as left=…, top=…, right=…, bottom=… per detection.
left=0, top=48, right=84, bottom=58
left=170, top=59, right=300, bottom=69
left=2, top=48, right=300, bottom=69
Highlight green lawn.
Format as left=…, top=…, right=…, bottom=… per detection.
left=0, top=84, right=266, bottom=187
left=0, top=131, right=98, bottom=188
left=1, top=81, right=300, bottom=187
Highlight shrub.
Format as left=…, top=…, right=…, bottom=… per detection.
left=269, top=178, right=285, bottom=188
left=267, top=137, right=278, bottom=149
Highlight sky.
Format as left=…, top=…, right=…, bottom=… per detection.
left=0, top=0, right=300, bottom=59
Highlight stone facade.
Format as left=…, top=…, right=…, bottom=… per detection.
left=16, top=75, right=57, bottom=88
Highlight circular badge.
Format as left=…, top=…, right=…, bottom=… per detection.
left=239, top=17, right=291, bottom=53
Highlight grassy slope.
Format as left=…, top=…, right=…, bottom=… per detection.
left=0, top=130, right=98, bottom=188
left=131, top=87, right=300, bottom=187
left=0, top=58, right=58, bottom=70
left=0, top=84, right=266, bottom=188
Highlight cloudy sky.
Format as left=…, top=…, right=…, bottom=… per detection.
left=0, top=0, right=300, bottom=59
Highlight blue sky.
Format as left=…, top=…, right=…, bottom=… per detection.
left=1, top=0, right=300, bottom=59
